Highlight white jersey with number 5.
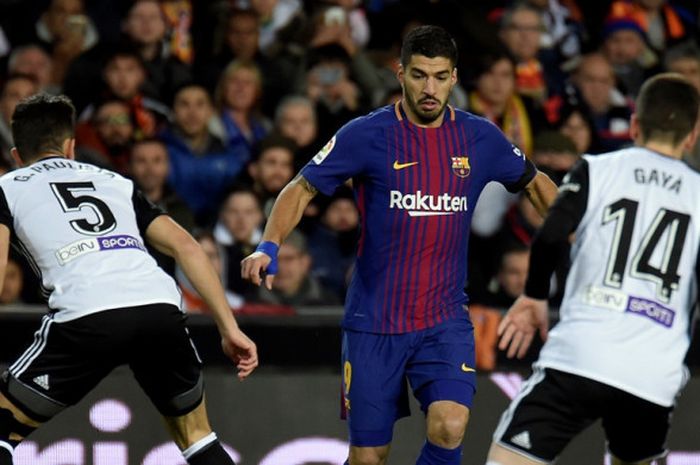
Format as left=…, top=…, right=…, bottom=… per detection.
left=538, top=148, right=700, bottom=407
left=0, top=157, right=181, bottom=322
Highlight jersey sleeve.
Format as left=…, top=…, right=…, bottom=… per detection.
left=131, top=186, right=166, bottom=236
left=480, top=120, right=536, bottom=192
left=0, top=187, right=12, bottom=230
left=300, top=119, right=369, bottom=196
left=525, top=159, right=590, bottom=299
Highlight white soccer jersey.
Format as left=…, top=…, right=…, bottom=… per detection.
left=0, top=157, right=181, bottom=322
left=538, top=148, right=700, bottom=407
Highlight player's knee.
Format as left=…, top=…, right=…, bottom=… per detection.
left=426, top=405, right=469, bottom=448
left=349, top=446, right=390, bottom=465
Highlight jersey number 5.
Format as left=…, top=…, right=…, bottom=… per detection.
left=50, top=182, right=117, bottom=236
left=602, top=198, right=690, bottom=303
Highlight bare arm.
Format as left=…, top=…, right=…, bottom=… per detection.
left=0, top=224, right=9, bottom=293
left=241, top=174, right=318, bottom=288
left=523, top=170, right=558, bottom=217
left=146, top=215, right=257, bottom=379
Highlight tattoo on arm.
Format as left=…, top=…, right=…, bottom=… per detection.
left=294, top=175, right=318, bottom=196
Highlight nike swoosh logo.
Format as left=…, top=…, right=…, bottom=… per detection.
left=461, top=363, right=476, bottom=373
left=393, top=161, right=419, bottom=170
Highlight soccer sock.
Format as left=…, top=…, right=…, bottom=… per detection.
left=0, top=443, right=11, bottom=465
left=415, top=440, right=462, bottom=465
left=182, top=432, right=235, bottom=465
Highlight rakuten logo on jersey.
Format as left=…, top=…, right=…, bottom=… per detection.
left=389, top=190, right=468, bottom=217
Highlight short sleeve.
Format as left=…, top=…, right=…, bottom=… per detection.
left=131, top=186, right=165, bottom=235
left=300, top=119, right=368, bottom=196
left=479, top=120, right=535, bottom=192
left=0, top=187, right=12, bottom=230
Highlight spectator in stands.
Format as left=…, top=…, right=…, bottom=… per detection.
left=162, top=84, right=249, bottom=225
left=33, top=0, right=99, bottom=87
left=248, top=132, right=297, bottom=216
left=0, top=74, right=38, bottom=167
left=571, top=53, right=633, bottom=151
left=524, top=0, right=584, bottom=63
left=601, top=13, right=660, bottom=97
left=0, top=256, right=24, bottom=305
left=307, top=186, right=358, bottom=301
left=530, top=130, right=580, bottom=184
left=665, top=41, right=700, bottom=170
left=304, top=9, right=383, bottom=109
left=214, top=186, right=264, bottom=302
left=7, top=45, right=54, bottom=93
left=303, top=44, right=364, bottom=143
left=274, top=95, right=320, bottom=168
left=605, top=0, right=695, bottom=58
left=121, top=0, right=192, bottom=104
left=481, top=242, right=531, bottom=309
left=249, top=0, right=305, bottom=56
left=202, top=8, right=289, bottom=116
left=81, top=48, right=170, bottom=139
left=256, top=229, right=340, bottom=306
left=75, top=99, right=134, bottom=173
left=214, top=59, right=270, bottom=157
left=555, top=103, right=601, bottom=154
left=65, top=0, right=191, bottom=113
left=129, top=138, right=195, bottom=233
left=178, top=230, right=243, bottom=312
left=498, top=3, right=550, bottom=102
left=467, top=50, right=541, bottom=156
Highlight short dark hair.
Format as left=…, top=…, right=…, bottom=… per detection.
left=12, top=93, right=75, bottom=162
left=636, top=73, right=700, bottom=145
left=254, top=132, right=297, bottom=161
left=400, top=25, right=458, bottom=68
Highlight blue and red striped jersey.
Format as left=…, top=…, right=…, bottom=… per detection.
left=301, top=102, right=534, bottom=333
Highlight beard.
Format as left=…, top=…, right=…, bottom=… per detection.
left=404, top=93, right=447, bottom=125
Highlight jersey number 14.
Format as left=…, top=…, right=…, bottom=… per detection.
left=602, top=198, right=690, bottom=303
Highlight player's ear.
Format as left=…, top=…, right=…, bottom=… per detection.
left=397, top=64, right=405, bottom=88
left=629, top=113, right=640, bottom=141
left=683, top=121, right=700, bottom=151
left=10, top=148, right=23, bottom=167
left=63, top=138, right=76, bottom=160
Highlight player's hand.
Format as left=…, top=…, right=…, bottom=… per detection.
left=240, top=251, right=275, bottom=290
left=221, top=329, right=258, bottom=380
left=497, top=295, right=549, bottom=359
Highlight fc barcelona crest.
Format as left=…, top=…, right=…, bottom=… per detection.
left=451, top=156, right=471, bottom=178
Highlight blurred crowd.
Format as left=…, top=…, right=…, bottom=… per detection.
left=0, top=0, right=698, bottom=364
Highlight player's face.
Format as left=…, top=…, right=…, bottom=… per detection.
left=399, top=55, right=456, bottom=126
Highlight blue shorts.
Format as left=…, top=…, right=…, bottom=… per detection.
left=341, top=316, right=476, bottom=447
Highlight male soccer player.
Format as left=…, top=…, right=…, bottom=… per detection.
left=242, top=26, right=557, bottom=465
left=488, top=73, right=700, bottom=465
left=0, top=94, right=258, bottom=465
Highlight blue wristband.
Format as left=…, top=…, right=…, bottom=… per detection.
left=255, top=241, right=279, bottom=275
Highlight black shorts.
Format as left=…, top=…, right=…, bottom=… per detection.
left=494, top=367, right=673, bottom=463
left=0, top=304, right=203, bottom=421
